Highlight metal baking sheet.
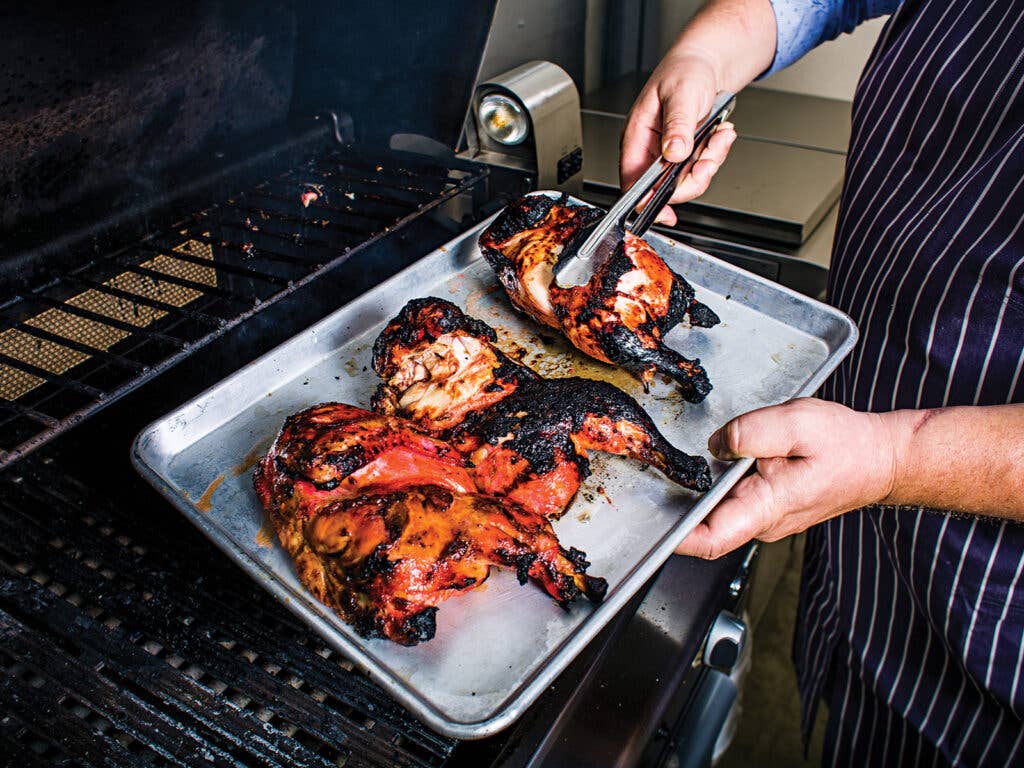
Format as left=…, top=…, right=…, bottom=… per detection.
left=132, top=192, right=857, bottom=739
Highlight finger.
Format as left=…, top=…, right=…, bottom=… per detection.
left=659, top=80, right=713, bottom=161
left=675, top=472, right=777, bottom=559
left=666, top=158, right=720, bottom=204
left=620, top=88, right=663, bottom=191
left=654, top=205, right=677, bottom=227
left=708, top=399, right=820, bottom=460
left=664, top=129, right=736, bottom=205
left=700, top=124, right=736, bottom=166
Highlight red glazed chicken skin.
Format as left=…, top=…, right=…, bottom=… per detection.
left=254, top=403, right=606, bottom=645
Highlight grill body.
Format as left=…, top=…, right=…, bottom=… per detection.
left=0, top=4, right=746, bottom=765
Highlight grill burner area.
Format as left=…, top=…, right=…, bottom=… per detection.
left=0, top=452, right=458, bottom=767
left=0, top=145, right=487, bottom=469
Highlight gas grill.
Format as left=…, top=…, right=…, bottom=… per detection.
left=1, top=3, right=756, bottom=765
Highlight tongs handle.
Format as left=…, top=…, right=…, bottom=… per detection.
left=627, top=91, right=736, bottom=237
left=568, top=93, right=735, bottom=268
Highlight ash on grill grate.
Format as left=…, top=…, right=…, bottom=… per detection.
left=0, top=455, right=458, bottom=767
left=0, top=146, right=487, bottom=470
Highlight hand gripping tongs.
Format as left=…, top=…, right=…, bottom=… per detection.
left=554, top=92, right=736, bottom=288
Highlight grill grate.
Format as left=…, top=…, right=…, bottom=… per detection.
left=0, top=146, right=487, bottom=469
left=0, top=454, right=458, bottom=767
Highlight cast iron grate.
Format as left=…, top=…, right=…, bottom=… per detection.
left=0, top=453, right=458, bottom=767
left=0, top=147, right=487, bottom=469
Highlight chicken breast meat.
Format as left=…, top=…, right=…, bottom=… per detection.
left=371, top=297, right=712, bottom=520
left=478, top=193, right=719, bottom=402
left=254, top=403, right=606, bottom=645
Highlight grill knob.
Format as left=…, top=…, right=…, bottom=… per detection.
left=704, top=610, right=746, bottom=673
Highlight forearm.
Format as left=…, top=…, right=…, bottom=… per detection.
left=882, top=404, right=1024, bottom=519
left=661, top=0, right=777, bottom=93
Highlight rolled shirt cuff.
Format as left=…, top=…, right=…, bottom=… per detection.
left=760, top=0, right=903, bottom=78
left=762, top=0, right=837, bottom=76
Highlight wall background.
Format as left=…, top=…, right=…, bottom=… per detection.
left=480, top=1, right=890, bottom=104
left=647, top=0, right=889, bottom=101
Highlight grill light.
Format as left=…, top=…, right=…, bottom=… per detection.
left=477, top=93, right=529, bottom=146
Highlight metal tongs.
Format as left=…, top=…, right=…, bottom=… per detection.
left=554, top=91, right=736, bottom=288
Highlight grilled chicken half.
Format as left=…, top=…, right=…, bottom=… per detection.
left=478, top=194, right=719, bottom=402
left=371, top=298, right=712, bottom=519
left=254, top=403, right=606, bottom=645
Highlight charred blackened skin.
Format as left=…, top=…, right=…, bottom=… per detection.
left=362, top=544, right=397, bottom=578
left=485, top=195, right=603, bottom=298
left=402, top=607, right=438, bottom=644
left=602, top=324, right=712, bottom=403
left=662, top=270, right=695, bottom=330
left=484, top=193, right=560, bottom=243
left=562, top=240, right=714, bottom=402
left=328, top=444, right=367, bottom=473
left=584, top=575, right=608, bottom=602
left=372, top=297, right=713, bottom=498
left=439, top=534, right=470, bottom=561
left=453, top=374, right=711, bottom=490
left=687, top=300, right=720, bottom=328
left=515, top=553, right=538, bottom=585
left=566, top=546, right=590, bottom=570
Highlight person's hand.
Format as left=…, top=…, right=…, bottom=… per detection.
left=621, top=51, right=738, bottom=227
left=677, top=398, right=899, bottom=559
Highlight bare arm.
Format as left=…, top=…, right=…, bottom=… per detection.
left=620, top=0, right=777, bottom=223
left=678, top=399, right=1024, bottom=559
left=885, top=405, right=1024, bottom=516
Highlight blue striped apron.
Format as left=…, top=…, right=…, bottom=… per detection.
left=793, top=1, right=1024, bottom=765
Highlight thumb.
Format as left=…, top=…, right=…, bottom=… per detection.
left=708, top=400, right=818, bottom=461
left=659, top=82, right=711, bottom=161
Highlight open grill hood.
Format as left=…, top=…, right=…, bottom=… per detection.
left=0, top=0, right=497, bottom=468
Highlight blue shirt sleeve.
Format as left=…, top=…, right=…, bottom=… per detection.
left=763, top=0, right=904, bottom=76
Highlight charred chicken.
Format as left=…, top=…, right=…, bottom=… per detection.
left=254, top=403, right=606, bottom=645
left=478, top=194, right=719, bottom=402
left=372, top=298, right=712, bottom=519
